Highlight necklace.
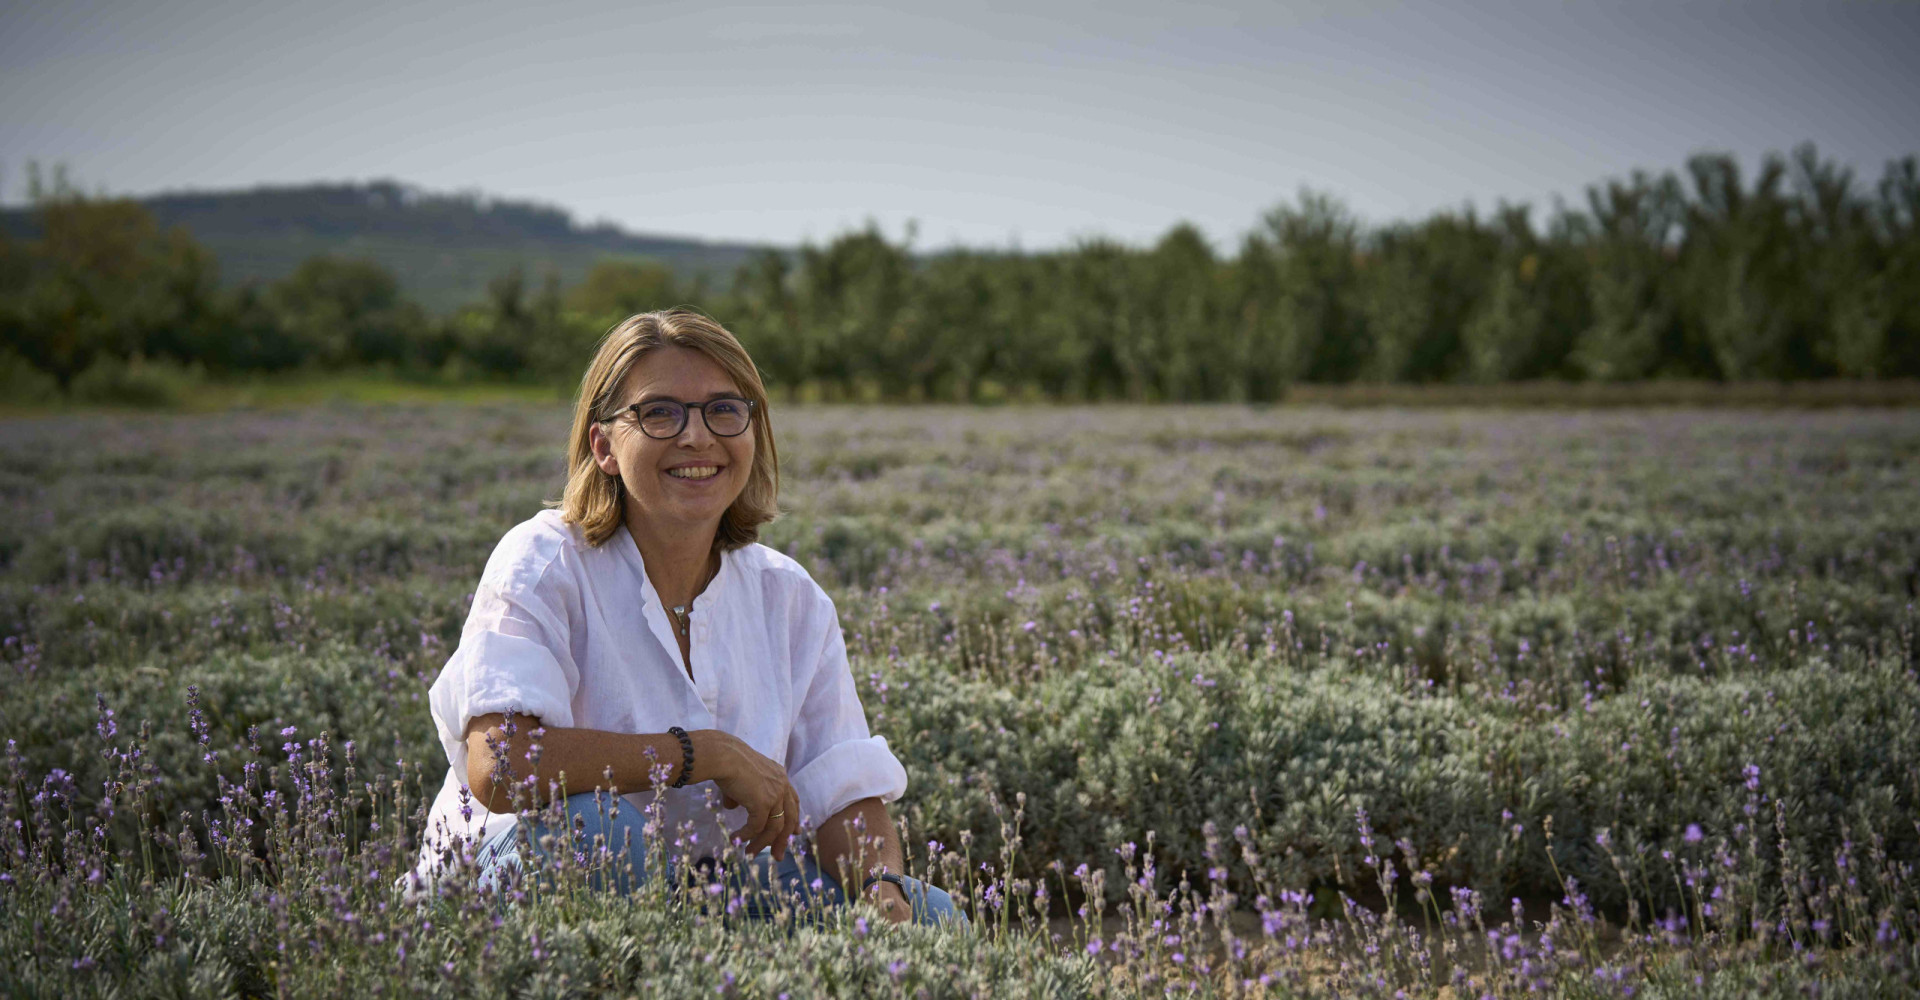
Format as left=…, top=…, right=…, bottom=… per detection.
left=665, top=552, right=720, bottom=639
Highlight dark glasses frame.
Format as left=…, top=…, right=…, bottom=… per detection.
left=598, top=395, right=756, bottom=440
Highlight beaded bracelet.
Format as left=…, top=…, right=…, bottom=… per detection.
left=862, top=872, right=910, bottom=896
left=667, top=726, right=695, bottom=788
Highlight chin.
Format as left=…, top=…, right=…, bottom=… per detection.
left=671, top=495, right=737, bottom=525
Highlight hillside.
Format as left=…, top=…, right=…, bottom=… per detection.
left=0, top=181, right=773, bottom=313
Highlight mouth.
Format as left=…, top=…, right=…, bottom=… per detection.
left=664, top=465, right=723, bottom=481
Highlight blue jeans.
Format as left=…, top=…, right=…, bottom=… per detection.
left=473, top=793, right=968, bottom=931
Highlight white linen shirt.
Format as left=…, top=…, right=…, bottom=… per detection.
left=412, top=508, right=907, bottom=880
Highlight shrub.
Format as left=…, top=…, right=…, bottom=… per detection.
left=67, top=353, right=207, bottom=408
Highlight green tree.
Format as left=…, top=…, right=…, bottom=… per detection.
left=1260, top=190, right=1367, bottom=383
left=568, top=259, right=679, bottom=322
left=727, top=250, right=804, bottom=391
left=0, top=175, right=220, bottom=387
left=1361, top=210, right=1499, bottom=382
left=1867, top=156, right=1920, bottom=376
left=451, top=265, right=588, bottom=379
left=1461, top=204, right=1589, bottom=381
left=1134, top=223, right=1222, bottom=400
left=795, top=226, right=917, bottom=398
left=267, top=256, right=423, bottom=368
left=1569, top=171, right=1688, bottom=380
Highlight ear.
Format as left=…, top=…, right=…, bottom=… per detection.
left=587, top=421, right=621, bottom=477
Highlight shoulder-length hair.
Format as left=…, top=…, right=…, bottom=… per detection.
left=552, top=308, right=780, bottom=551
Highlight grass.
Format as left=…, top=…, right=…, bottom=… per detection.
left=0, top=370, right=573, bottom=418
left=7, top=374, right=1920, bottom=419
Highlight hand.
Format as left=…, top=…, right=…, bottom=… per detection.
left=700, top=730, right=801, bottom=862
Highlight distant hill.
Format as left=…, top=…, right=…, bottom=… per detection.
left=0, top=181, right=775, bottom=313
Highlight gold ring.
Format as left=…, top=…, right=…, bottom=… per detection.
left=770, top=810, right=786, bottom=819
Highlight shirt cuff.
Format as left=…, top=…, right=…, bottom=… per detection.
left=459, top=631, right=576, bottom=727
left=789, top=735, right=908, bottom=830
left=435, top=630, right=577, bottom=780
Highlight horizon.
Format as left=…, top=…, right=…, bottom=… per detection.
left=7, top=139, right=1905, bottom=256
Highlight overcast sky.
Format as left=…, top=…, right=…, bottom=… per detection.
left=2, top=0, right=1916, bottom=249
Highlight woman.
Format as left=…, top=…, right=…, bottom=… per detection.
left=410, top=308, right=964, bottom=929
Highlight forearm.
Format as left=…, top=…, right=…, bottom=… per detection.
left=811, top=796, right=906, bottom=893
left=464, top=713, right=732, bottom=814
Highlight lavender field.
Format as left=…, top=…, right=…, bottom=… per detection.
left=3, top=402, right=1918, bottom=998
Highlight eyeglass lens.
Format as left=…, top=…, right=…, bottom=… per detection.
left=638, top=398, right=752, bottom=438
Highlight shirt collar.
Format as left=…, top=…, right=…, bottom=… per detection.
left=615, top=521, right=731, bottom=614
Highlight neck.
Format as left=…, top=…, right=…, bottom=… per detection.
left=627, top=512, right=721, bottom=608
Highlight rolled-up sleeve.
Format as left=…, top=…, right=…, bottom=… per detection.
left=786, top=595, right=908, bottom=830
left=427, top=540, right=580, bottom=784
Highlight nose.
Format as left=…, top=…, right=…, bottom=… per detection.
left=675, top=405, right=717, bottom=447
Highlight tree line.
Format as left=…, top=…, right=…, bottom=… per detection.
left=4, top=143, right=1916, bottom=404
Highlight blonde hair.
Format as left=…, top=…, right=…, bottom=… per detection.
left=554, top=308, right=780, bottom=550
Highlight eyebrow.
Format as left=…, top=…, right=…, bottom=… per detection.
left=628, top=391, right=743, bottom=406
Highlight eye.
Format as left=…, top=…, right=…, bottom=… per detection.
left=641, top=403, right=681, bottom=421
left=709, top=399, right=745, bottom=417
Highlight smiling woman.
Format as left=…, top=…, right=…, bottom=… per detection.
left=408, top=308, right=966, bottom=930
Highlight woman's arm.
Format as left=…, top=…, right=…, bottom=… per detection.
left=464, top=712, right=689, bottom=810
left=463, top=712, right=802, bottom=861
left=812, top=796, right=914, bottom=924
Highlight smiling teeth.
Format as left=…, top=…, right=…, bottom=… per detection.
left=668, top=466, right=719, bottom=480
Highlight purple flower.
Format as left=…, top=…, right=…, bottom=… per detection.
left=1684, top=824, right=1704, bottom=844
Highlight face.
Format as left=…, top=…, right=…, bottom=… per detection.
left=588, top=344, right=756, bottom=540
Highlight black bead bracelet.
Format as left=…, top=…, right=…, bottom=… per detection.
left=862, top=872, right=910, bottom=895
left=668, top=726, right=695, bottom=788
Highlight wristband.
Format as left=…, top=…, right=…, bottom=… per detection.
left=667, top=726, right=695, bottom=788
left=861, top=872, right=909, bottom=895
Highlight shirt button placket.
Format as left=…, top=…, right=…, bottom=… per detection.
left=694, top=622, right=718, bottom=713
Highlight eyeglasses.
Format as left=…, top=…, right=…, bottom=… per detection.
left=600, top=395, right=755, bottom=439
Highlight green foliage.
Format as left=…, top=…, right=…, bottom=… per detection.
left=66, top=354, right=208, bottom=408
left=0, top=180, right=222, bottom=388
left=264, top=256, right=427, bottom=368
left=0, top=349, right=61, bottom=406
left=569, top=259, right=684, bottom=324
left=8, top=144, right=1919, bottom=405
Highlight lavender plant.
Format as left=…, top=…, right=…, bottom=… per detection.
left=2, top=403, right=1916, bottom=996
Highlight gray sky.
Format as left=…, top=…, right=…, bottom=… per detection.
left=3, top=0, right=1916, bottom=250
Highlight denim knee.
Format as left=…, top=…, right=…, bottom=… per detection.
left=898, top=875, right=969, bottom=930
left=497, top=792, right=652, bottom=895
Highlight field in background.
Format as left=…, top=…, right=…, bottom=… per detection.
left=8, top=374, right=1920, bottom=418
left=3, top=403, right=1917, bottom=997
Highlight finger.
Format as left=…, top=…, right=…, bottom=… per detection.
left=771, top=787, right=799, bottom=862
left=731, top=802, right=770, bottom=853
left=748, top=794, right=786, bottom=858
left=721, top=795, right=738, bottom=810
left=729, top=798, right=775, bottom=852
left=745, top=795, right=784, bottom=856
